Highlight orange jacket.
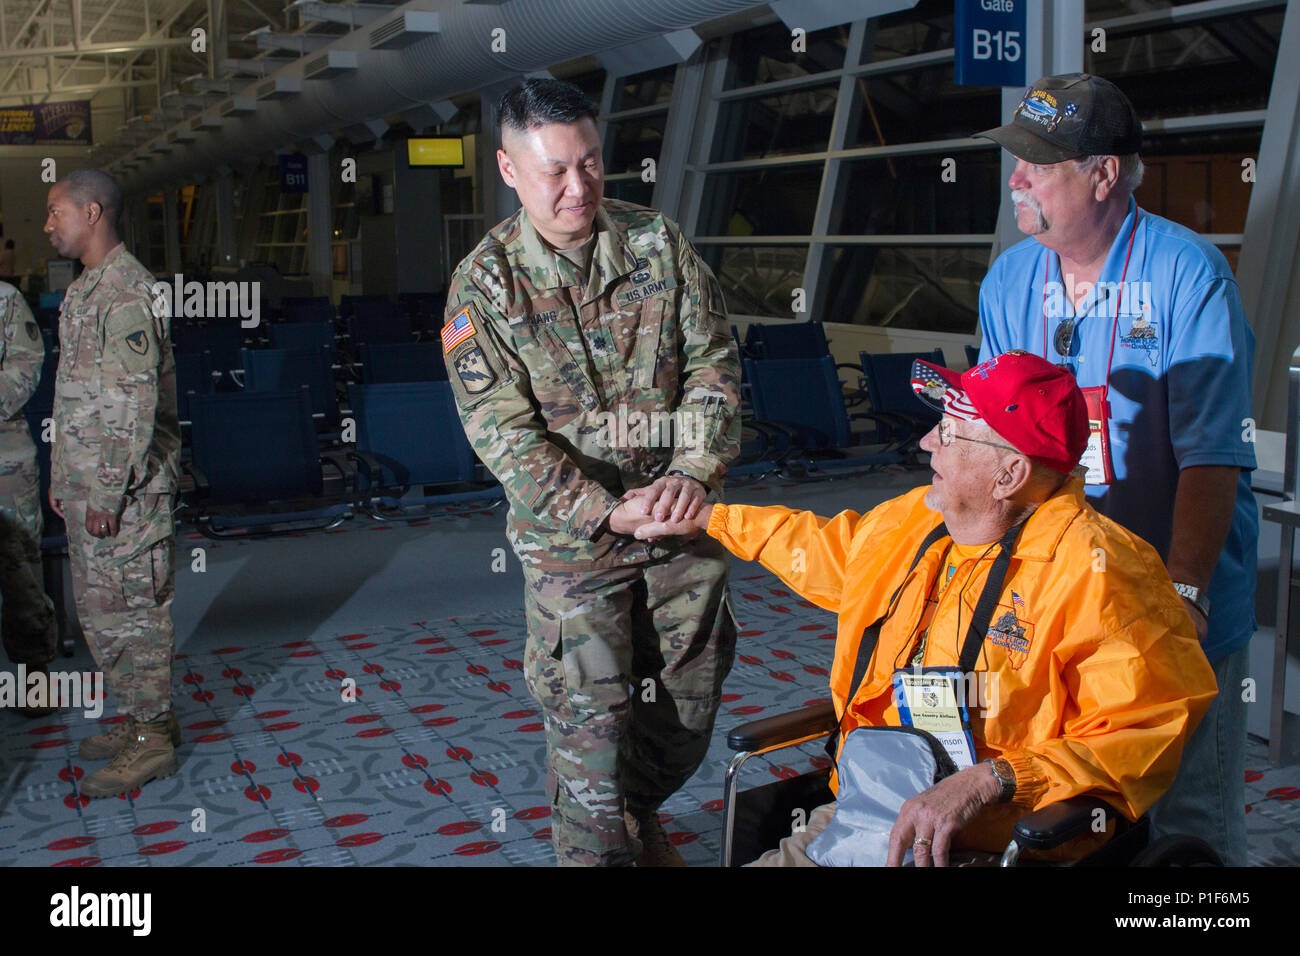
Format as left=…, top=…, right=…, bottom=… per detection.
left=708, top=478, right=1217, bottom=852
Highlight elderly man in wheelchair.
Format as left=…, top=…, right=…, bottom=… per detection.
left=629, top=352, right=1219, bottom=867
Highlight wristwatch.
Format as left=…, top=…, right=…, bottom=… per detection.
left=987, top=757, right=1016, bottom=804
left=1172, top=583, right=1211, bottom=619
left=667, top=470, right=706, bottom=490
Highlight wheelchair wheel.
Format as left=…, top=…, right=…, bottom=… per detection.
left=1129, top=835, right=1223, bottom=867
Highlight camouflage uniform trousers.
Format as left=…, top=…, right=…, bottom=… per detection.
left=63, top=493, right=176, bottom=721
left=523, top=533, right=737, bottom=866
left=0, top=427, right=56, bottom=666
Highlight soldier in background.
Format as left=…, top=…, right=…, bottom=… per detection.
left=44, top=169, right=182, bottom=797
left=444, top=79, right=742, bottom=866
left=0, top=280, right=59, bottom=716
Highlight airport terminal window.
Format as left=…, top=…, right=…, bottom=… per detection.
left=1085, top=5, right=1284, bottom=119
left=861, top=0, right=955, bottom=63
left=845, top=63, right=1001, bottom=147
left=822, top=244, right=988, bottom=334
left=608, top=113, right=666, bottom=176
left=700, top=243, right=809, bottom=317
left=725, top=20, right=847, bottom=88
left=612, top=64, right=675, bottom=111
left=563, top=66, right=607, bottom=106
left=607, top=180, right=655, bottom=207
left=697, top=165, right=823, bottom=236
left=830, top=151, right=1001, bottom=235
left=1137, top=129, right=1260, bottom=239
left=713, top=82, right=839, bottom=161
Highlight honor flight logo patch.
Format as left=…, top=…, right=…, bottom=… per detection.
left=454, top=345, right=497, bottom=394
left=124, top=330, right=149, bottom=355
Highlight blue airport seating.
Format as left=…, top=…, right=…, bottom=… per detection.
left=173, top=324, right=244, bottom=379
left=340, top=294, right=391, bottom=319
left=270, top=320, right=337, bottom=360
left=349, top=309, right=412, bottom=346
left=401, top=291, right=449, bottom=336
left=744, top=321, right=831, bottom=359
left=174, top=348, right=216, bottom=423
left=858, top=348, right=945, bottom=445
left=39, top=291, right=64, bottom=310
left=184, top=387, right=354, bottom=537
left=966, top=344, right=981, bottom=369
left=281, top=296, right=335, bottom=325
left=36, top=306, right=60, bottom=330
left=240, top=345, right=339, bottom=426
left=347, top=381, right=503, bottom=518
left=742, top=356, right=904, bottom=475
left=360, top=342, right=448, bottom=383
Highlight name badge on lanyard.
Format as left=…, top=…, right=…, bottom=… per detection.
left=1078, top=385, right=1116, bottom=485
left=892, top=667, right=978, bottom=768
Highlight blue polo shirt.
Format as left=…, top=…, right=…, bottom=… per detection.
left=979, top=197, right=1258, bottom=662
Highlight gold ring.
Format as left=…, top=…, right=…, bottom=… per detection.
left=913, top=837, right=932, bottom=848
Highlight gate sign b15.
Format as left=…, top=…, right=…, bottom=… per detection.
left=955, top=0, right=1027, bottom=87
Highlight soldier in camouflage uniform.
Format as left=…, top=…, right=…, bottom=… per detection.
left=444, top=80, right=742, bottom=867
left=0, top=280, right=59, bottom=714
left=44, top=169, right=182, bottom=797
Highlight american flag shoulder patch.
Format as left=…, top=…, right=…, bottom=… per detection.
left=441, top=306, right=477, bottom=353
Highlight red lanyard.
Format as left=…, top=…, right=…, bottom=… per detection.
left=1040, top=210, right=1141, bottom=402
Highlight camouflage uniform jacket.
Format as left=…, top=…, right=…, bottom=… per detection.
left=52, top=243, right=180, bottom=512
left=443, top=199, right=741, bottom=571
left=0, top=282, right=42, bottom=438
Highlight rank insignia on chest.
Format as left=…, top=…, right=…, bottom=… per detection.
left=441, top=306, right=477, bottom=353
left=125, top=330, right=149, bottom=355
left=454, top=345, right=497, bottom=394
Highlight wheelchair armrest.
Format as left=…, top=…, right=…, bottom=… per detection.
left=1012, top=796, right=1121, bottom=851
left=726, top=700, right=837, bottom=753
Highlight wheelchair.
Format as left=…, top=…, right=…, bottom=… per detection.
left=721, top=700, right=1225, bottom=867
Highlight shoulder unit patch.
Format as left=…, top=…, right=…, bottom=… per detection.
left=124, top=330, right=149, bottom=355
left=453, top=344, right=497, bottom=395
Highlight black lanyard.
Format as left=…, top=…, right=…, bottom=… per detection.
left=846, top=520, right=1024, bottom=706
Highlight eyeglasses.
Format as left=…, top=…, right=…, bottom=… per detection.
left=937, top=419, right=1020, bottom=453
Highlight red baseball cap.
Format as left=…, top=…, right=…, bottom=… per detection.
left=910, top=351, right=1089, bottom=474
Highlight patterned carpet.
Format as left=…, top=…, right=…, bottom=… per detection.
left=1, top=472, right=1297, bottom=866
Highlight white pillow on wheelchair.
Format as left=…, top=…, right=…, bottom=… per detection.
left=806, top=726, right=954, bottom=867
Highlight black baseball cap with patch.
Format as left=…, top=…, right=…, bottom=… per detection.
left=975, top=73, right=1142, bottom=164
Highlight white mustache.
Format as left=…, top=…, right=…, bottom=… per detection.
left=1011, top=189, right=1040, bottom=213
left=1011, top=189, right=1048, bottom=230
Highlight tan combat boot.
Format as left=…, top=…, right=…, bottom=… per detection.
left=80, top=715, right=180, bottom=798
left=625, top=810, right=686, bottom=867
left=79, top=711, right=181, bottom=760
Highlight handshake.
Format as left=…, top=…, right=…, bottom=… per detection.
left=607, top=474, right=716, bottom=543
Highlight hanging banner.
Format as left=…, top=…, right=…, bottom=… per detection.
left=955, top=0, right=1028, bottom=87
left=0, top=101, right=93, bottom=145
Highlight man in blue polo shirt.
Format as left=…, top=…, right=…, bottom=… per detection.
left=975, top=73, right=1257, bottom=866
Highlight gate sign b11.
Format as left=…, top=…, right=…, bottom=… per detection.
left=279, top=153, right=308, bottom=193
left=955, top=0, right=1027, bottom=87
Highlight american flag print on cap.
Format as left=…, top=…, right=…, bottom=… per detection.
left=911, top=359, right=981, bottom=422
